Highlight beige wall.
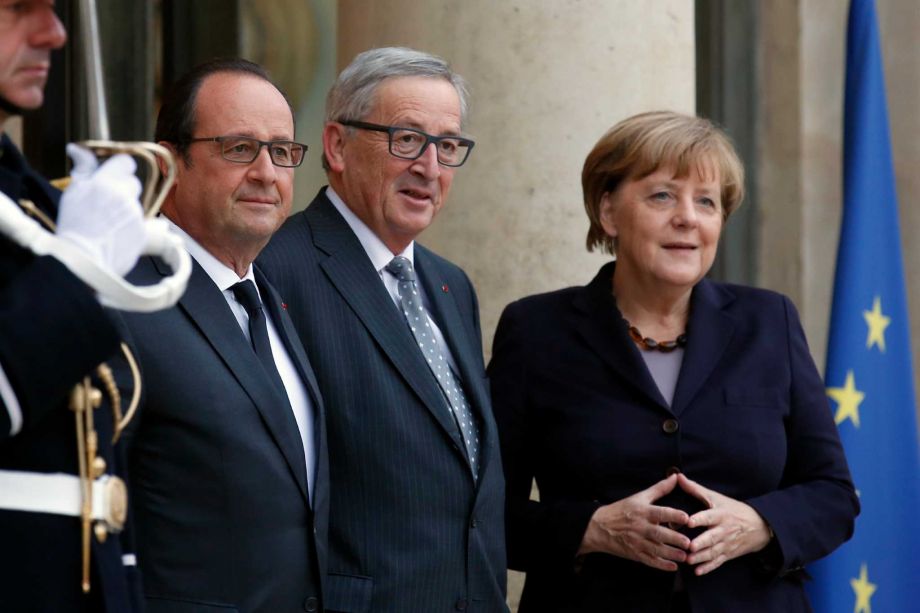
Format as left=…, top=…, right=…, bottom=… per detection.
left=338, top=0, right=697, bottom=362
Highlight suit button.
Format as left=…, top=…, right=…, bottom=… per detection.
left=303, top=596, right=319, bottom=612
left=665, top=466, right=681, bottom=477
left=470, top=518, right=480, bottom=528
left=662, top=419, right=679, bottom=434
left=455, top=598, right=468, bottom=610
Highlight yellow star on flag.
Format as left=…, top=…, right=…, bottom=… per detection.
left=863, top=296, right=891, bottom=352
left=851, top=563, right=877, bottom=613
left=827, top=370, right=865, bottom=427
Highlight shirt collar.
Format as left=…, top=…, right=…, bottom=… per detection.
left=325, top=186, right=414, bottom=273
left=164, top=218, right=255, bottom=290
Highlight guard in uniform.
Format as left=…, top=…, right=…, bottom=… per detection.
left=0, top=2, right=148, bottom=610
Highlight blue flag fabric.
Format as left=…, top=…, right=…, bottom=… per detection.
left=807, top=0, right=920, bottom=611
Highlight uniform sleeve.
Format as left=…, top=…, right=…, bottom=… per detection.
left=0, top=255, right=120, bottom=440
left=488, top=302, right=600, bottom=573
left=745, top=295, right=859, bottom=575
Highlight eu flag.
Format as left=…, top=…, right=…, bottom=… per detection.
left=807, top=0, right=920, bottom=611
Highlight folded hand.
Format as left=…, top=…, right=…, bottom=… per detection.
left=578, top=473, right=691, bottom=571
left=679, top=473, right=773, bottom=576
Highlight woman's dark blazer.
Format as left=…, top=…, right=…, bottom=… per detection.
left=488, top=261, right=858, bottom=613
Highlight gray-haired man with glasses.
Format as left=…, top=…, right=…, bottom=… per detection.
left=118, top=58, right=329, bottom=613
left=259, top=47, right=508, bottom=612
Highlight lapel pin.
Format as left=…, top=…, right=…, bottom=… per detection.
left=441, top=284, right=449, bottom=293
left=281, top=302, right=288, bottom=310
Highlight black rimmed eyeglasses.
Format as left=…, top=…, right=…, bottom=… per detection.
left=339, top=120, right=475, bottom=167
left=187, top=136, right=308, bottom=167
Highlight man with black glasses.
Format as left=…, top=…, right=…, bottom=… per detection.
left=259, top=47, right=508, bottom=612
left=120, top=58, right=328, bottom=613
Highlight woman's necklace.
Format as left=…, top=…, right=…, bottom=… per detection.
left=611, top=281, right=688, bottom=352
left=623, top=318, right=688, bottom=353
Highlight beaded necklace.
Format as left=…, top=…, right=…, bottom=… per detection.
left=623, top=319, right=688, bottom=353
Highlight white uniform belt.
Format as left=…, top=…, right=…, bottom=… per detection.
left=0, top=470, right=126, bottom=532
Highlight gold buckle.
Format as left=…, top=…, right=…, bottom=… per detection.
left=102, top=475, right=127, bottom=532
left=94, top=476, right=127, bottom=540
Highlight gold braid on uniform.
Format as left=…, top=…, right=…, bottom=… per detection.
left=97, top=343, right=142, bottom=443
left=19, top=195, right=143, bottom=592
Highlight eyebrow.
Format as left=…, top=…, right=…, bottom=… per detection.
left=221, top=132, right=296, bottom=141
left=392, top=119, right=462, bottom=137
left=651, top=177, right=718, bottom=189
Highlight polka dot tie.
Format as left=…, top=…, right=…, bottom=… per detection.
left=386, top=256, right=480, bottom=480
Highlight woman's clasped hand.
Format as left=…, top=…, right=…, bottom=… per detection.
left=579, top=473, right=772, bottom=576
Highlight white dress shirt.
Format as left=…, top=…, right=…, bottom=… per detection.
left=167, top=221, right=317, bottom=501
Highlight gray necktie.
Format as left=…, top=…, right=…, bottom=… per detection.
left=386, top=256, right=480, bottom=479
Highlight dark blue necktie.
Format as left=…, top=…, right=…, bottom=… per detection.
left=231, top=280, right=290, bottom=404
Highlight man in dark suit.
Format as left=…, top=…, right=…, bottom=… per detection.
left=1, top=3, right=149, bottom=611
left=259, top=47, right=507, bottom=612
left=121, top=59, right=327, bottom=612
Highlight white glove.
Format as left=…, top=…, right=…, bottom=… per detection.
left=55, top=144, right=145, bottom=277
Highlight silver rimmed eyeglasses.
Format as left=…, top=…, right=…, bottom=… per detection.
left=339, top=120, right=475, bottom=167
left=187, top=136, right=308, bottom=167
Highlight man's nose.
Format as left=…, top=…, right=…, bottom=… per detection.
left=30, top=7, right=67, bottom=50
left=247, top=146, right=278, bottom=182
left=411, top=143, right=441, bottom=179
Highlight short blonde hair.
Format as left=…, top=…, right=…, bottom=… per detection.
left=582, top=111, right=745, bottom=255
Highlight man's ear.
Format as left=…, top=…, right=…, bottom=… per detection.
left=599, top=191, right=617, bottom=239
left=158, top=141, right=180, bottom=180
left=157, top=141, right=180, bottom=213
left=322, top=122, right=347, bottom=173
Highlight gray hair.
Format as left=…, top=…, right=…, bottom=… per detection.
left=322, top=47, right=470, bottom=171
left=326, top=46, right=470, bottom=126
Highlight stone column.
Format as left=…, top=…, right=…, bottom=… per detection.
left=337, top=0, right=696, bottom=361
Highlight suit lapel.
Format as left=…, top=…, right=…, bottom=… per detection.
left=255, top=267, right=324, bottom=412
left=571, top=262, right=670, bottom=411
left=307, top=197, right=466, bottom=452
left=255, top=266, right=328, bottom=559
left=670, top=278, right=735, bottom=416
left=255, top=268, right=328, bottom=510
left=154, top=258, right=310, bottom=505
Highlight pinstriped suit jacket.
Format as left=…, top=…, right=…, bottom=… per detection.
left=258, top=189, right=508, bottom=612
